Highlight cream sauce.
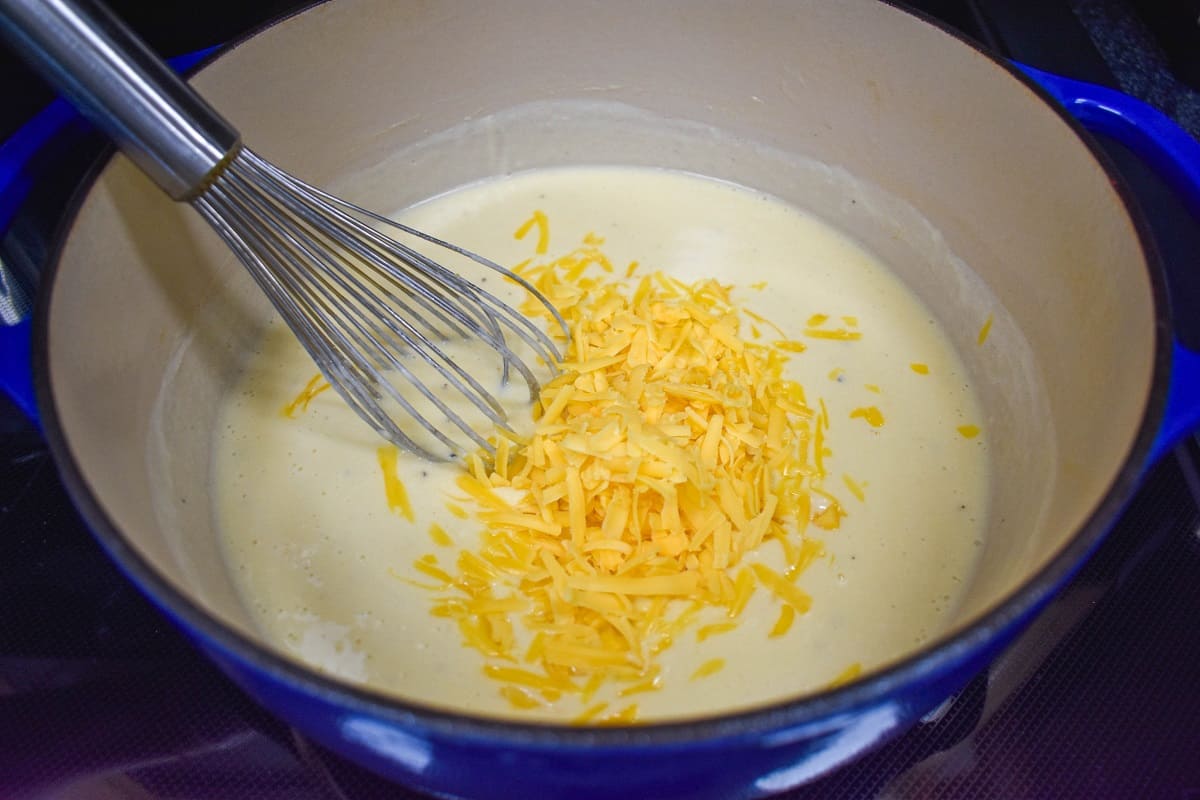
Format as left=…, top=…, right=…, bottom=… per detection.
left=213, top=166, right=988, bottom=721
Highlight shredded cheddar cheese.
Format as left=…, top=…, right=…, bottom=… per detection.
left=842, top=474, right=866, bottom=503
left=500, top=685, right=541, bottom=710
left=618, top=677, right=662, bottom=697
left=977, top=314, right=994, bottom=346
left=283, top=373, right=330, bottom=417
left=782, top=538, right=825, bottom=580
left=428, top=523, right=453, bottom=547
left=849, top=406, right=885, bottom=428
left=514, top=209, right=550, bottom=254
left=751, top=562, right=813, bottom=614
left=598, top=703, right=640, bottom=724
left=696, top=621, right=738, bottom=642
left=691, top=658, right=726, bottom=680
left=827, top=662, right=863, bottom=688
left=769, top=604, right=796, bottom=638
left=377, top=446, right=415, bottom=521
left=410, top=215, right=853, bottom=720
left=412, top=555, right=455, bottom=586
left=574, top=702, right=609, bottom=724
left=804, top=328, right=862, bottom=341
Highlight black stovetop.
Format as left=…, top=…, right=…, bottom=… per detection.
left=2, top=2, right=1200, bottom=798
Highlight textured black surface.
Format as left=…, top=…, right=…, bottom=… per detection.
left=870, top=452, right=1200, bottom=799
left=1131, top=0, right=1200, bottom=92
left=2, top=2, right=1200, bottom=799
left=1074, top=0, right=1200, bottom=138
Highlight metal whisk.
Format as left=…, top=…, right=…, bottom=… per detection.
left=0, top=0, right=566, bottom=460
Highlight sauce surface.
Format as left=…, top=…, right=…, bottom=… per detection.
left=213, top=166, right=988, bottom=721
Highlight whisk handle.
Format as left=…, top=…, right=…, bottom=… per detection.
left=0, top=0, right=239, bottom=199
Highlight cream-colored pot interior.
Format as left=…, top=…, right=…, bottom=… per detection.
left=45, top=0, right=1153, bottom=711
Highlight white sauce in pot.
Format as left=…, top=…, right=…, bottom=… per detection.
left=213, top=166, right=988, bottom=721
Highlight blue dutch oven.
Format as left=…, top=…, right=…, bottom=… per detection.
left=1, top=2, right=1199, bottom=798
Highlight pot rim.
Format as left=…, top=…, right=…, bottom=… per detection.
left=32, top=0, right=1172, bottom=749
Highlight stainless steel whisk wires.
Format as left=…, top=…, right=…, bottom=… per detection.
left=195, top=149, right=565, bottom=458
left=0, top=0, right=568, bottom=460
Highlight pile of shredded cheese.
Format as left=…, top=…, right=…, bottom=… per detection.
left=276, top=207, right=993, bottom=722
left=406, top=213, right=852, bottom=722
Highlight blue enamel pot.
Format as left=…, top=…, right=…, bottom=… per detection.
left=2, top=2, right=1198, bottom=798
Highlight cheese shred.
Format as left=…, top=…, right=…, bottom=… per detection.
left=977, top=314, right=994, bottom=346
left=282, top=373, right=330, bottom=417
left=827, top=662, right=863, bottom=688
left=413, top=217, right=850, bottom=720
left=377, top=446, right=414, bottom=521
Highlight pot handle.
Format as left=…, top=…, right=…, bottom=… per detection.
left=0, top=47, right=216, bottom=426
left=1016, top=63, right=1200, bottom=465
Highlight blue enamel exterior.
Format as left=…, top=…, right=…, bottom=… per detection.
left=1015, top=63, right=1200, bottom=465
left=0, top=99, right=78, bottom=424
left=182, top=608, right=1012, bottom=799
left=0, top=317, right=33, bottom=420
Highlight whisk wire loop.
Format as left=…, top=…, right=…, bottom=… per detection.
left=250, top=159, right=550, bottom=398
left=194, top=180, right=451, bottom=455
left=234, top=150, right=548, bottom=406
left=206, top=163, right=508, bottom=453
left=264, top=156, right=570, bottom=352
left=193, top=147, right=563, bottom=459
left=197, top=184, right=476, bottom=457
